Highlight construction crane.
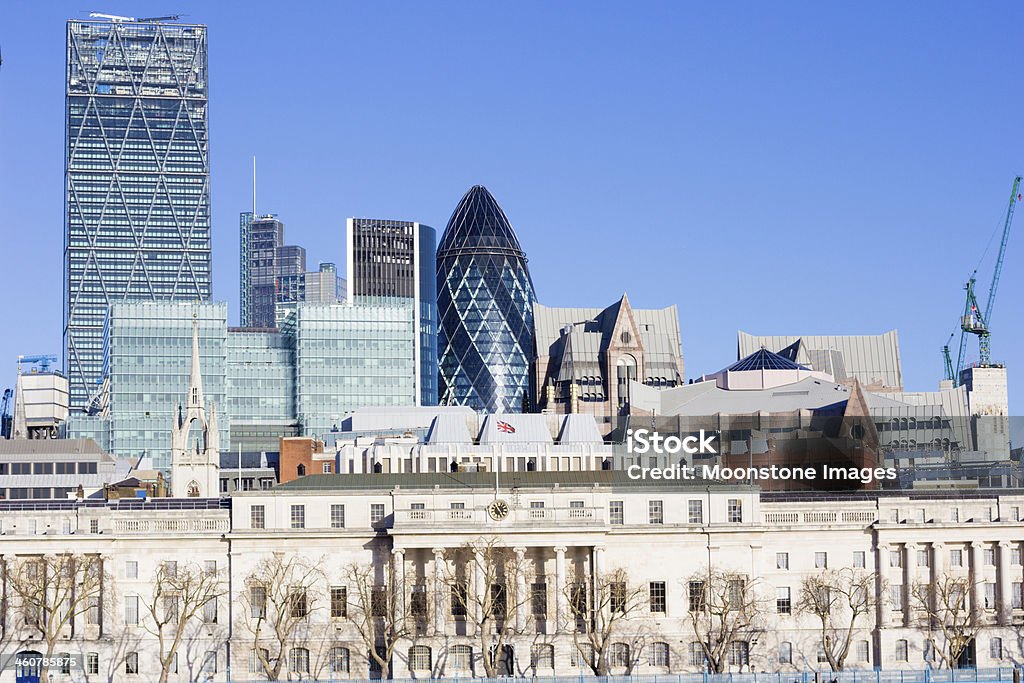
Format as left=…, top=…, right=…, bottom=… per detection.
left=942, top=334, right=955, bottom=383
left=16, top=354, right=59, bottom=374
left=948, top=175, right=1022, bottom=385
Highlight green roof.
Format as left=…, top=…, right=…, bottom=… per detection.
left=275, top=469, right=753, bottom=492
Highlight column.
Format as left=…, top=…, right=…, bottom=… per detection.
left=392, top=548, right=406, bottom=626
left=970, top=541, right=985, bottom=624
left=473, top=549, right=485, bottom=632
left=554, top=546, right=568, bottom=633
left=432, top=548, right=446, bottom=635
left=514, top=547, right=528, bottom=632
left=592, top=545, right=606, bottom=625
left=932, top=542, right=945, bottom=616
left=998, top=541, right=1012, bottom=626
left=903, top=543, right=916, bottom=626
left=876, top=544, right=889, bottom=628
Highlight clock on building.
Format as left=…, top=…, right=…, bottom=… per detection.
left=487, top=499, right=510, bottom=521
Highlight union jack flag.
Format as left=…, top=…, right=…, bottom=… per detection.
left=496, top=420, right=516, bottom=434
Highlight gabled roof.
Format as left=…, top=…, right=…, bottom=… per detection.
left=478, top=414, right=553, bottom=444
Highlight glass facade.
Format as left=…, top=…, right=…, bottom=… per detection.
left=65, top=20, right=212, bottom=409
left=286, top=303, right=418, bottom=439
left=346, top=219, right=438, bottom=406
left=436, top=186, right=536, bottom=412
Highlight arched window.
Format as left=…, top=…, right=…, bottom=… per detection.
left=727, top=641, right=749, bottom=667
left=648, top=642, right=670, bottom=667
left=610, top=642, right=630, bottom=668
left=187, top=481, right=200, bottom=497
left=448, top=644, right=472, bottom=671
left=290, top=647, right=309, bottom=673
left=530, top=643, right=554, bottom=669
left=296, top=464, right=306, bottom=477
left=330, top=647, right=350, bottom=673
left=409, top=645, right=431, bottom=671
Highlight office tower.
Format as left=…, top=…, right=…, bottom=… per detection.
left=436, top=186, right=536, bottom=412
left=304, top=263, right=347, bottom=304
left=346, top=218, right=438, bottom=406
left=65, top=18, right=212, bottom=409
left=239, top=214, right=306, bottom=328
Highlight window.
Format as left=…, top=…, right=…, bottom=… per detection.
left=648, top=500, right=663, bottom=524
left=985, top=583, right=997, bottom=609
left=290, top=587, right=308, bottom=618
left=610, top=581, right=627, bottom=613
left=950, top=507, right=960, bottom=522
left=205, top=560, right=217, bottom=575
left=688, top=499, right=703, bottom=524
left=890, top=550, right=902, bottom=567
left=776, top=552, right=789, bottom=570
left=250, top=505, right=265, bottom=529
left=531, top=643, right=555, bottom=669
left=125, top=652, right=139, bottom=674
left=918, top=549, right=930, bottom=567
left=125, top=595, right=139, bottom=625
left=890, top=584, right=904, bottom=609
left=250, top=648, right=270, bottom=674
left=609, top=500, right=624, bottom=525
left=649, top=641, right=670, bottom=667
left=776, top=586, right=791, bottom=614
left=290, top=505, right=305, bottom=529
left=610, top=642, right=631, bottom=668
left=89, top=519, right=99, bottom=534
left=322, top=462, right=331, bottom=474
left=125, top=560, right=138, bottom=579
left=451, top=582, right=467, bottom=617
left=689, top=642, right=707, bottom=667
left=985, top=548, right=996, bottom=566
left=1012, top=507, right=1021, bottom=522
left=203, top=651, right=217, bottom=675
left=290, top=647, right=310, bottom=674
left=991, top=637, right=1004, bottom=660
left=817, top=644, right=829, bottom=663
left=250, top=585, right=267, bottom=619
left=409, top=645, right=431, bottom=671
left=411, top=585, right=427, bottom=617
left=330, top=647, right=350, bottom=673
left=856, top=640, right=870, bottom=663
left=203, top=597, right=218, bottom=623
left=1012, top=547, right=1022, bottom=565
left=779, top=642, right=793, bottom=664
left=895, top=639, right=909, bottom=662
left=531, top=582, right=547, bottom=616
left=688, top=581, right=706, bottom=612
left=728, top=499, right=743, bottom=523
left=87, top=653, right=99, bottom=675
left=1013, top=582, right=1022, bottom=609
left=450, top=645, right=473, bottom=670
left=571, top=581, right=587, bottom=615
left=330, top=504, right=346, bottom=528
left=951, top=549, right=963, bottom=566
left=649, top=581, right=666, bottom=613
left=370, top=503, right=385, bottom=525
left=574, top=643, right=596, bottom=669
left=853, top=551, right=866, bottom=569
left=87, top=596, right=100, bottom=625
left=727, top=641, right=749, bottom=667
left=815, top=551, right=828, bottom=569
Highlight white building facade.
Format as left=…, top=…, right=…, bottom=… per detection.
left=1, top=474, right=1023, bottom=681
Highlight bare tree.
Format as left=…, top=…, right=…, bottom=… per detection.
left=912, top=575, right=980, bottom=669
left=5, top=553, right=107, bottom=679
left=444, top=538, right=533, bottom=677
left=141, top=560, right=226, bottom=683
left=240, top=553, right=325, bottom=681
left=796, top=568, right=880, bottom=672
left=565, top=566, right=646, bottom=676
left=686, top=568, right=767, bottom=673
left=344, top=559, right=414, bottom=680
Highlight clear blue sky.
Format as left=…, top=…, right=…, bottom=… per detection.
left=1, top=2, right=1022, bottom=423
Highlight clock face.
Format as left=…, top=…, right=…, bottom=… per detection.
left=487, top=499, right=510, bottom=521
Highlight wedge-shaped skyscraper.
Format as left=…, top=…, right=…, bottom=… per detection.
left=436, top=186, right=536, bottom=412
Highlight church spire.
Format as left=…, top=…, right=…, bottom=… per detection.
left=188, top=312, right=204, bottom=410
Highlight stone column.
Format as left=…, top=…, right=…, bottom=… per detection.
left=932, top=542, right=945, bottom=616
left=876, top=544, right=889, bottom=629
left=593, top=545, right=607, bottom=625
left=903, top=543, right=916, bottom=626
left=392, top=548, right=406, bottom=627
left=514, top=547, right=528, bottom=632
left=998, top=541, right=1013, bottom=626
left=970, top=541, right=985, bottom=623
left=473, top=548, right=485, bottom=632
left=432, top=548, right=446, bottom=635
left=554, top=546, right=568, bottom=632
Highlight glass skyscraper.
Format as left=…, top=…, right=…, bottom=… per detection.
left=436, top=186, right=537, bottom=412
left=65, top=19, right=212, bottom=409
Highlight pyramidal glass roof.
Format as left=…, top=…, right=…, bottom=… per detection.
left=437, top=185, right=527, bottom=258
left=727, top=347, right=809, bottom=372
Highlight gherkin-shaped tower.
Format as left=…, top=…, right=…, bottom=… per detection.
left=436, top=186, right=537, bottom=412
